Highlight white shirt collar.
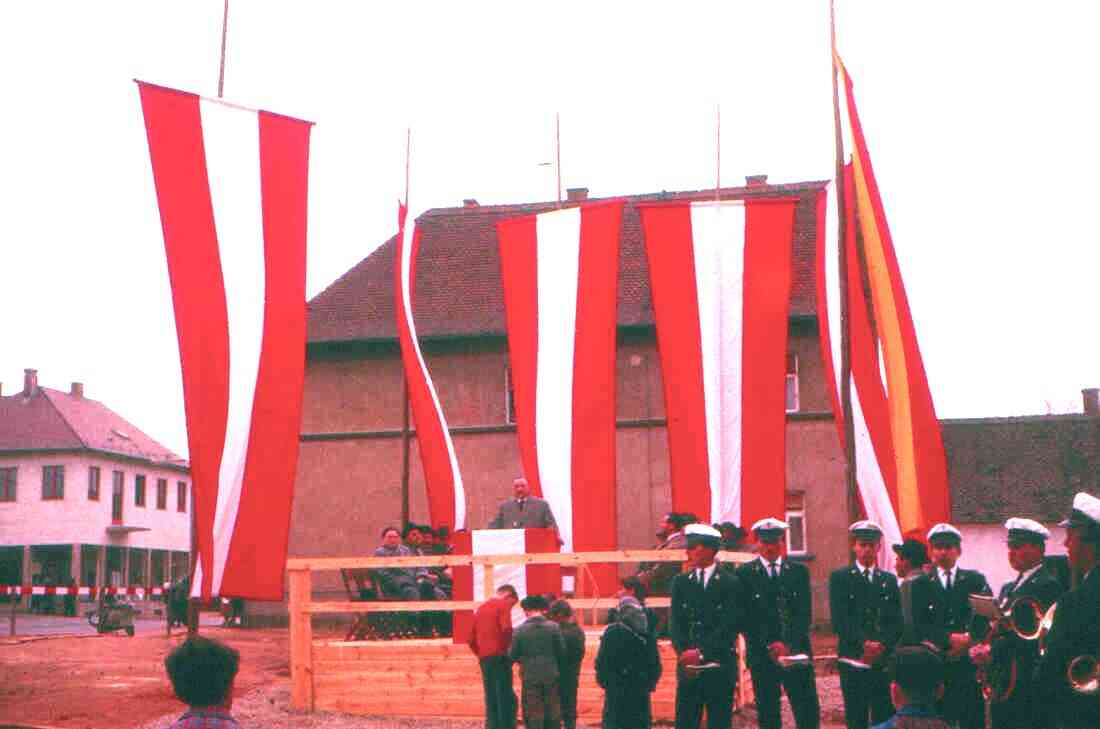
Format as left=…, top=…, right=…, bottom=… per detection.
left=938, top=566, right=956, bottom=587
left=694, top=562, right=718, bottom=586
left=758, top=555, right=783, bottom=571
left=857, top=564, right=876, bottom=579
left=1016, top=563, right=1042, bottom=586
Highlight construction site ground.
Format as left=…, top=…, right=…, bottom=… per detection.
left=0, top=623, right=845, bottom=729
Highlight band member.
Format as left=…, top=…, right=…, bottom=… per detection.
left=670, top=524, right=744, bottom=729
left=830, top=520, right=903, bottom=729
left=736, top=518, right=820, bottom=729
left=967, top=517, right=1061, bottom=728
left=909, top=523, right=991, bottom=729
left=1035, top=492, right=1100, bottom=729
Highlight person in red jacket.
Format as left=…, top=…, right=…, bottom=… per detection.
left=469, top=584, right=520, bottom=729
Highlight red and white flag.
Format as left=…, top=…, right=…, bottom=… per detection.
left=395, top=204, right=466, bottom=530
left=137, top=82, right=311, bottom=601
left=496, top=202, right=622, bottom=592
left=640, top=199, right=797, bottom=528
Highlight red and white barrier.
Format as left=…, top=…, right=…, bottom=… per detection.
left=0, top=585, right=165, bottom=597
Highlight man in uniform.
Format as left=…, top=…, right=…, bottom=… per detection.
left=830, top=520, right=903, bottom=729
left=909, top=523, right=991, bottom=729
left=670, top=524, right=744, bottom=729
left=967, top=517, right=1062, bottom=729
left=736, top=518, right=820, bottom=729
left=489, top=478, right=560, bottom=541
left=1035, top=492, right=1100, bottom=729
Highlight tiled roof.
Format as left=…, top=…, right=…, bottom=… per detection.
left=944, top=415, right=1100, bottom=523
left=0, top=386, right=186, bottom=469
left=307, top=181, right=828, bottom=344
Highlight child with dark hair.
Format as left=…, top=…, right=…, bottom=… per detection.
left=164, top=636, right=241, bottom=729
left=548, top=600, right=585, bottom=729
left=871, top=644, right=949, bottom=729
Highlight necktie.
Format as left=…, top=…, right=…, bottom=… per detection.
left=695, top=568, right=704, bottom=585
left=864, top=569, right=873, bottom=584
left=769, top=563, right=778, bottom=579
left=518, top=499, right=525, bottom=511
left=945, top=570, right=953, bottom=591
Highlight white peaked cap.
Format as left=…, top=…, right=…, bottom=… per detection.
left=1059, top=492, right=1100, bottom=529
left=927, top=523, right=962, bottom=542
left=849, top=520, right=884, bottom=535
left=751, top=517, right=790, bottom=532
left=684, top=523, right=722, bottom=539
left=1004, top=517, right=1050, bottom=540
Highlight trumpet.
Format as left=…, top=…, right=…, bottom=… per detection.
left=1068, top=655, right=1100, bottom=694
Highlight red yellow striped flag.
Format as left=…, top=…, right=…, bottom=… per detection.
left=834, top=54, right=951, bottom=535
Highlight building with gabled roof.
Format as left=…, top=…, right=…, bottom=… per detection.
left=0, top=369, right=191, bottom=608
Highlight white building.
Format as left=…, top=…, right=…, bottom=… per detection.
left=0, top=369, right=190, bottom=605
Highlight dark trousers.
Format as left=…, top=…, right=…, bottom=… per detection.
left=675, top=666, right=735, bottom=729
left=603, top=686, right=652, bottom=729
left=479, top=655, right=516, bottom=729
left=522, top=679, right=562, bottom=729
left=749, top=660, right=821, bottom=729
left=559, top=667, right=580, bottom=729
left=838, top=663, right=894, bottom=729
left=938, top=661, right=983, bottom=729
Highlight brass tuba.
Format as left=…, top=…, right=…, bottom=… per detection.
left=979, top=597, right=1048, bottom=702
left=1068, top=655, right=1100, bottom=694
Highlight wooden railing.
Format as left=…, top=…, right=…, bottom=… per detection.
left=287, top=548, right=755, bottom=710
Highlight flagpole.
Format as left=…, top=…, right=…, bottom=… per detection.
left=830, top=0, right=859, bottom=527
left=217, top=0, right=229, bottom=99
left=401, top=128, right=412, bottom=529
left=715, top=104, right=721, bottom=202
left=555, top=113, right=563, bottom=208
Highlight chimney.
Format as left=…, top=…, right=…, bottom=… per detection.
left=71, top=382, right=84, bottom=399
left=23, top=368, right=38, bottom=397
left=745, top=174, right=768, bottom=187
left=463, top=198, right=479, bottom=208
left=566, top=187, right=589, bottom=202
left=1084, top=388, right=1100, bottom=417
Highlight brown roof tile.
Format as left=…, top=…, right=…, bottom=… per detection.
left=944, top=415, right=1100, bottom=523
left=0, top=387, right=186, bottom=468
left=308, top=181, right=828, bottom=344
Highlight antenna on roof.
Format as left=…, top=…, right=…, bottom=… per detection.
left=715, top=104, right=721, bottom=202
left=556, top=112, right=562, bottom=209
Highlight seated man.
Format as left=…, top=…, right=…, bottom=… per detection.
left=372, top=526, right=445, bottom=601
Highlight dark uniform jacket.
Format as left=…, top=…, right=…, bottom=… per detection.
left=986, top=564, right=1062, bottom=726
left=670, top=564, right=744, bottom=669
left=735, top=558, right=810, bottom=664
left=509, top=614, right=566, bottom=685
left=558, top=621, right=586, bottom=676
left=1034, top=567, right=1100, bottom=729
left=909, top=567, right=991, bottom=652
left=637, top=531, right=687, bottom=595
left=829, top=565, right=903, bottom=662
left=489, top=496, right=558, bottom=530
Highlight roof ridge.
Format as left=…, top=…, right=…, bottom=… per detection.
left=40, top=388, right=90, bottom=450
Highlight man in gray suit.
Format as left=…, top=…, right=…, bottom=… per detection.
left=489, top=478, right=560, bottom=540
left=510, top=595, right=566, bottom=729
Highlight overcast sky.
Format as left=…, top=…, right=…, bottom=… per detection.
left=1, top=1, right=1097, bottom=458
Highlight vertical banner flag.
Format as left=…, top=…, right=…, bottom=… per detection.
left=395, top=205, right=466, bottom=531
left=833, top=55, right=951, bottom=534
left=641, top=199, right=797, bottom=529
left=137, top=82, right=311, bottom=601
left=497, top=202, right=622, bottom=594
left=815, top=180, right=903, bottom=551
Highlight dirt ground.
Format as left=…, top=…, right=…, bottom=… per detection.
left=1, top=626, right=845, bottom=729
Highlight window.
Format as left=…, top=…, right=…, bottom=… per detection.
left=177, top=481, right=188, bottom=513
left=785, top=491, right=807, bottom=555
left=88, top=466, right=101, bottom=500
left=112, top=471, right=124, bottom=522
left=785, top=353, right=800, bottom=413
left=134, top=475, right=146, bottom=507
left=0, top=467, right=16, bottom=502
left=156, top=478, right=167, bottom=510
left=504, top=366, right=517, bottom=424
left=42, top=465, right=65, bottom=500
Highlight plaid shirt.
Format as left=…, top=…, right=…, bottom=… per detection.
left=168, top=709, right=240, bottom=729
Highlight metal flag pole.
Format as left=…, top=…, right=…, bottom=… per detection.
left=556, top=112, right=563, bottom=208
left=217, top=0, right=230, bottom=99
left=830, top=0, right=859, bottom=527
left=400, top=128, right=412, bottom=529
left=715, top=104, right=721, bottom=202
